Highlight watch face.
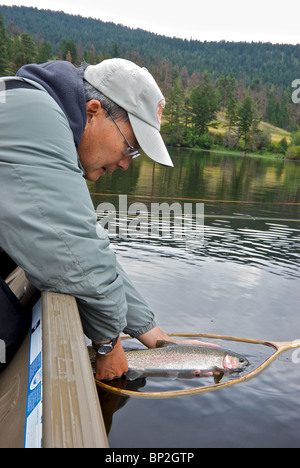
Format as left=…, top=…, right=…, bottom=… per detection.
left=96, top=337, right=118, bottom=355
left=97, top=344, right=113, bottom=355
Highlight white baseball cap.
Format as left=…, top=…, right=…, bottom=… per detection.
left=83, top=58, right=173, bottom=167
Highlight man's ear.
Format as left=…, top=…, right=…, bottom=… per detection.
left=85, top=100, right=104, bottom=122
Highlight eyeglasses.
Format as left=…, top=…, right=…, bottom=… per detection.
left=102, top=106, right=141, bottom=159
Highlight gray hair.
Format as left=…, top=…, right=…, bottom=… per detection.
left=82, top=62, right=128, bottom=122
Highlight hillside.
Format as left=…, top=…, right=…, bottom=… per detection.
left=1, top=4, right=299, bottom=157
left=209, top=113, right=291, bottom=143
left=1, top=5, right=300, bottom=89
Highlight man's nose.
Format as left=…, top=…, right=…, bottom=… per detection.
left=118, top=155, right=133, bottom=171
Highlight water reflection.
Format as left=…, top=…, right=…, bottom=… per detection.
left=87, top=150, right=300, bottom=448
left=87, top=148, right=300, bottom=220
left=89, top=149, right=299, bottom=282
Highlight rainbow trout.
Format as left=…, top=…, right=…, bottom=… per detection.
left=125, top=340, right=249, bottom=382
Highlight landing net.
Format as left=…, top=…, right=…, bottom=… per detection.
left=94, top=333, right=300, bottom=399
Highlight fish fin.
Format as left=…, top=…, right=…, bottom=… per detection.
left=168, top=371, right=180, bottom=380
left=126, top=369, right=144, bottom=381
left=156, top=340, right=179, bottom=348
left=214, top=371, right=224, bottom=385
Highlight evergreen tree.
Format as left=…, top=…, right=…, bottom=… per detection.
left=277, top=91, right=289, bottom=129
left=36, top=40, right=52, bottom=63
left=1, top=5, right=300, bottom=90
left=0, top=5, right=297, bottom=143
left=266, top=92, right=276, bottom=125
left=226, top=98, right=238, bottom=128
left=237, top=95, right=256, bottom=150
left=112, top=42, right=120, bottom=58
left=163, top=78, right=186, bottom=144
left=180, top=65, right=189, bottom=90
left=277, top=137, right=288, bottom=154
left=0, top=13, right=10, bottom=75
left=59, top=38, right=77, bottom=64
left=237, top=96, right=253, bottom=147
left=224, top=98, right=239, bottom=148
left=189, top=72, right=219, bottom=135
left=11, top=32, right=37, bottom=72
left=20, top=32, right=37, bottom=63
left=216, top=75, right=235, bottom=111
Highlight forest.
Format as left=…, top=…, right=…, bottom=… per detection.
left=1, top=5, right=300, bottom=159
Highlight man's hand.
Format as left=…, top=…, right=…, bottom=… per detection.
left=95, top=337, right=128, bottom=381
left=137, top=326, right=220, bottom=349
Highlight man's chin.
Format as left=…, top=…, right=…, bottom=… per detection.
left=84, top=168, right=106, bottom=182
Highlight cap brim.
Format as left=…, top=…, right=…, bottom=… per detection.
left=128, top=114, right=174, bottom=167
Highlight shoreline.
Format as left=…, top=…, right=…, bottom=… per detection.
left=167, top=145, right=300, bottom=162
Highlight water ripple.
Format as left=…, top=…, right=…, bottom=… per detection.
left=106, top=215, right=300, bottom=280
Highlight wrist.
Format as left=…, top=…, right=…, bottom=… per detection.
left=93, top=336, right=119, bottom=355
left=137, top=326, right=175, bottom=348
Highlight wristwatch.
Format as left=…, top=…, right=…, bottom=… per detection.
left=93, top=336, right=119, bottom=355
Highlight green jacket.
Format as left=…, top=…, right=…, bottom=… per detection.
left=0, top=75, right=156, bottom=341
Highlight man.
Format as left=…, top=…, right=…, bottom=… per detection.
left=0, top=59, right=210, bottom=380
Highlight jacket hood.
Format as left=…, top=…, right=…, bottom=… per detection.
left=16, top=61, right=87, bottom=149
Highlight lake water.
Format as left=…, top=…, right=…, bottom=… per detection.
left=87, top=148, right=300, bottom=448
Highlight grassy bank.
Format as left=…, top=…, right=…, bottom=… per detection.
left=163, top=112, right=298, bottom=160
